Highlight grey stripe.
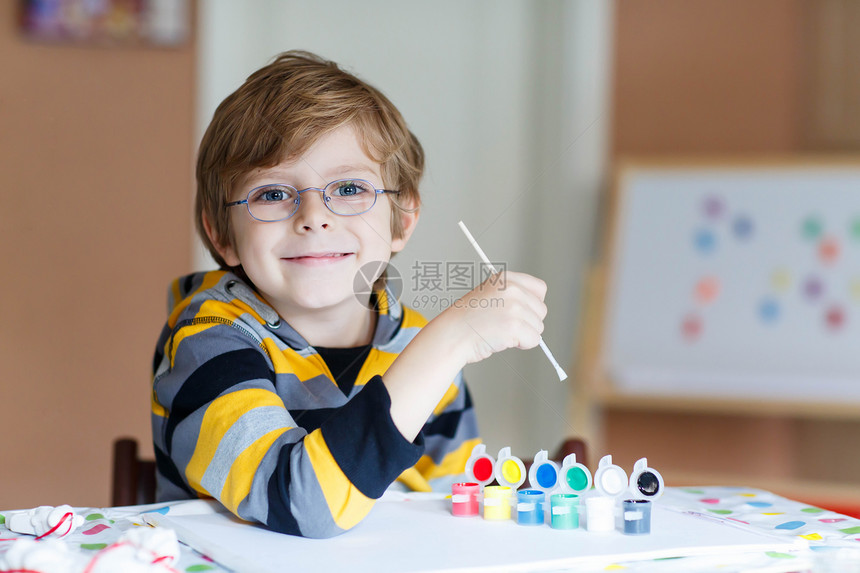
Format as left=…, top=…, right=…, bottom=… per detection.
left=376, top=325, right=421, bottom=354
left=201, top=405, right=294, bottom=497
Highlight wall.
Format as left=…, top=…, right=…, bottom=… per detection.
left=601, top=0, right=860, bottom=507
left=0, top=3, right=195, bottom=508
left=197, top=0, right=612, bottom=456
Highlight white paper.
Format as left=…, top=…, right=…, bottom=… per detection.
left=143, top=496, right=801, bottom=573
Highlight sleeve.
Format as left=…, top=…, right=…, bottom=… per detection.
left=152, top=320, right=424, bottom=538
left=399, top=370, right=481, bottom=491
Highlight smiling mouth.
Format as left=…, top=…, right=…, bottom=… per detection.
left=283, top=252, right=354, bottom=263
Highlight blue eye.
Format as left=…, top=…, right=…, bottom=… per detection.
left=250, top=185, right=293, bottom=203
left=330, top=180, right=372, bottom=198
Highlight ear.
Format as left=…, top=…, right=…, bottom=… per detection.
left=202, top=211, right=241, bottom=267
left=390, top=198, right=420, bottom=254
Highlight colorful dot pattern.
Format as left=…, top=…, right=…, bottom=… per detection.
left=0, top=505, right=220, bottom=571
left=3, top=488, right=860, bottom=572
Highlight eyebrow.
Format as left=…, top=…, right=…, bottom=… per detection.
left=245, top=164, right=380, bottom=186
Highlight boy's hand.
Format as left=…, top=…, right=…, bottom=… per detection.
left=383, top=270, right=547, bottom=441
left=438, top=271, right=548, bottom=365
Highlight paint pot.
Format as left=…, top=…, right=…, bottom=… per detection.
left=585, top=495, right=616, bottom=532
left=528, top=450, right=560, bottom=493
left=516, top=489, right=545, bottom=526
left=550, top=493, right=579, bottom=530
left=451, top=482, right=480, bottom=517
left=494, top=447, right=526, bottom=491
left=622, top=499, right=652, bottom=535
left=628, top=458, right=665, bottom=501
left=558, top=453, right=592, bottom=496
left=483, top=486, right=512, bottom=520
left=464, top=444, right=496, bottom=487
left=593, top=455, right=628, bottom=498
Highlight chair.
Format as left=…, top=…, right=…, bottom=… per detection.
left=111, top=437, right=157, bottom=506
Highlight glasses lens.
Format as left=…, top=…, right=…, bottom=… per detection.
left=247, top=185, right=298, bottom=221
left=325, top=180, right=376, bottom=215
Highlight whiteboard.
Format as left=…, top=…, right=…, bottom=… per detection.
left=604, top=162, right=860, bottom=403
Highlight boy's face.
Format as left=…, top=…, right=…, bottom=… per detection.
left=216, top=124, right=417, bottom=319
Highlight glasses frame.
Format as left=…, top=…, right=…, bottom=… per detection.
left=225, top=179, right=401, bottom=222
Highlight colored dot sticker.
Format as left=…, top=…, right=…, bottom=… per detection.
left=566, top=468, right=589, bottom=492
left=681, top=314, right=703, bottom=341
left=803, top=276, right=825, bottom=302
left=746, top=501, right=773, bottom=508
left=708, top=509, right=732, bottom=515
left=80, top=543, right=108, bottom=551
left=800, top=533, right=823, bottom=541
left=770, top=269, right=792, bottom=293
left=802, top=216, right=823, bottom=240
left=700, top=498, right=720, bottom=504
left=693, top=228, right=717, bottom=255
left=732, top=214, right=754, bottom=240
left=775, top=521, right=805, bottom=530
left=851, top=217, right=860, bottom=240
left=840, top=526, right=860, bottom=535
left=536, top=464, right=558, bottom=489
left=759, top=298, right=781, bottom=324
left=702, top=195, right=725, bottom=220
left=851, top=279, right=860, bottom=302
left=825, top=305, right=846, bottom=331
left=765, top=551, right=796, bottom=559
left=800, top=507, right=825, bottom=514
left=82, top=524, right=110, bottom=535
left=501, top=460, right=521, bottom=484
left=695, top=276, right=720, bottom=304
left=472, top=458, right=493, bottom=482
left=186, top=566, right=217, bottom=572
left=818, top=237, right=840, bottom=265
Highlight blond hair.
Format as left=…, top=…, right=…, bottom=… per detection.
left=196, top=50, right=424, bottom=268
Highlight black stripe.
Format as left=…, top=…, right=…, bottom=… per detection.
left=285, top=408, right=336, bottom=433
left=181, top=273, right=195, bottom=296
left=423, top=384, right=473, bottom=439
left=154, top=444, right=195, bottom=497
left=164, top=348, right=273, bottom=454
left=265, top=443, right=302, bottom=535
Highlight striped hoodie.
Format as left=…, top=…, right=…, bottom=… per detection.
left=151, top=270, right=479, bottom=538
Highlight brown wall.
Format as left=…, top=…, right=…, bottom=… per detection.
left=0, top=4, right=194, bottom=508
left=604, top=0, right=860, bottom=509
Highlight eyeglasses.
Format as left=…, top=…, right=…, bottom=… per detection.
left=226, top=179, right=400, bottom=222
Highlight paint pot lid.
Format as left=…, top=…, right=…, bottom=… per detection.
left=593, top=454, right=628, bottom=498
left=559, top=452, right=593, bottom=494
left=628, top=457, right=665, bottom=501
left=464, top=443, right=496, bottom=486
left=494, top=447, right=526, bottom=489
left=527, top=450, right=560, bottom=493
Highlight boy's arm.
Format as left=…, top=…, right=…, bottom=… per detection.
left=384, top=271, right=547, bottom=441
left=153, top=323, right=422, bottom=538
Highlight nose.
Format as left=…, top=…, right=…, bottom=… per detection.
left=291, top=188, right=333, bottom=231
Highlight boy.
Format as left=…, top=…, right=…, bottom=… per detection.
left=151, top=51, right=547, bottom=538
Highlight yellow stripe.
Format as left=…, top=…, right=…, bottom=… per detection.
left=221, top=427, right=288, bottom=513
left=185, top=389, right=287, bottom=495
left=167, top=271, right=224, bottom=328
left=355, top=348, right=398, bottom=387
left=262, top=340, right=332, bottom=382
left=401, top=307, right=428, bottom=329
left=304, top=430, right=375, bottom=530
left=432, top=383, right=460, bottom=416
left=167, top=321, right=219, bottom=368
left=414, top=438, right=481, bottom=481
left=151, top=389, right=168, bottom=418
left=396, top=467, right=432, bottom=492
